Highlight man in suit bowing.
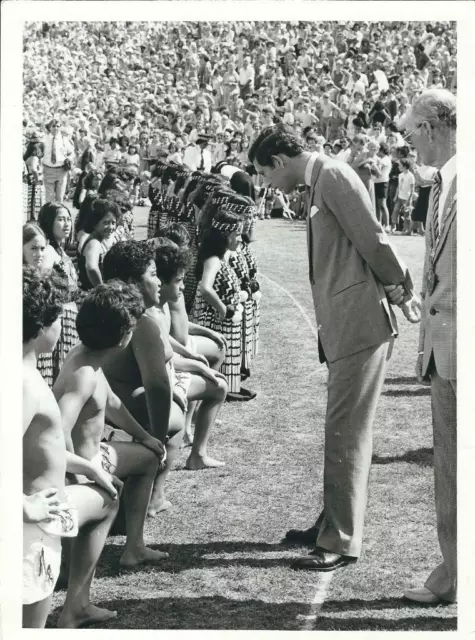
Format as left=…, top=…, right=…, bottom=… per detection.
left=389, top=90, right=456, bottom=604
left=249, top=125, right=421, bottom=571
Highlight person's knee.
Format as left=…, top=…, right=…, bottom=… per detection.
left=215, top=377, right=228, bottom=401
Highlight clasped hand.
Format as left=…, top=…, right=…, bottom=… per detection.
left=384, top=285, right=421, bottom=324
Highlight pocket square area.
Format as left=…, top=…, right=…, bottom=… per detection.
left=310, top=205, right=319, bottom=217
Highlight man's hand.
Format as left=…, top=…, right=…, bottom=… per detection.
left=384, top=284, right=407, bottom=306
left=140, top=435, right=167, bottom=462
left=198, top=364, right=226, bottom=386
left=401, top=295, right=422, bottom=323
left=415, top=353, right=431, bottom=386
left=89, top=467, right=123, bottom=501
left=24, top=489, right=61, bottom=523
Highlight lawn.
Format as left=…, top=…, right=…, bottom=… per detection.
left=47, top=210, right=456, bottom=630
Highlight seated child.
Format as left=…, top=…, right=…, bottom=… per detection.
left=23, top=266, right=121, bottom=628
left=53, top=280, right=168, bottom=568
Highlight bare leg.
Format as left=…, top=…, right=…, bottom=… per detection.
left=23, top=595, right=53, bottom=629
left=185, top=374, right=227, bottom=470
left=104, top=442, right=168, bottom=567
left=57, top=483, right=119, bottom=628
left=192, top=335, right=226, bottom=371
left=183, top=400, right=197, bottom=446
left=149, top=401, right=184, bottom=515
left=377, top=197, right=390, bottom=229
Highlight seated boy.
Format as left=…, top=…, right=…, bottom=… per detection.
left=151, top=238, right=228, bottom=469
left=156, top=223, right=227, bottom=444
left=23, top=266, right=121, bottom=629
left=100, top=241, right=181, bottom=516
left=53, top=280, right=167, bottom=567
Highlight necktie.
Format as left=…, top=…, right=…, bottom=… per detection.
left=51, top=134, right=57, bottom=165
left=431, top=171, right=442, bottom=241
left=199, top=149, right=204, bottom=171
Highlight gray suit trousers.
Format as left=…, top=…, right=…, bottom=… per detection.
left=425, top=368, right=457, bottom=603
left=316, top=339, right=392, bottom=558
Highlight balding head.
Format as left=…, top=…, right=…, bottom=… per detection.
left=408, top=89, right=456, bottom=132
left=401, top=89, right=456, bottom=167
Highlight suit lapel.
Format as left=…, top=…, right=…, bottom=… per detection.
left=434, top=176, right=457, bottom=263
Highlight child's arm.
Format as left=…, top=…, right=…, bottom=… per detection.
left=53, top=369, right=97, bottom=454
left=199, top=257, right=227, bottom=320
left=169, top=334, right=208, bottom=365
left=83, top=238, right=104, bottom=287
left=105, top=379, right=165, bottom=458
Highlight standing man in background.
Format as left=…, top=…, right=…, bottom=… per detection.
left=390, top=89, right=457, bottom=605
left=42, top=119, right=74, bottom=203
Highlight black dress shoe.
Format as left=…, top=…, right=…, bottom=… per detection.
left=291, top=547, right=357, bottom=572
left=284, top=525, right=319, bottom=545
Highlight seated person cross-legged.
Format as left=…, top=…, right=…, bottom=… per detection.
left=53, top=281, right=168, bottom=568
left=151, top=237, right=228, bottom=469
left=22, top=266, right=122, bottom=629
left=156, top=223, right=227, bottom=446
left=100, top=241, right=182, bottom=516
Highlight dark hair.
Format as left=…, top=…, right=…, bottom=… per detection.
left=248, top=124, right=305, bottom=167
left=72, top=171, right=87, bottom=210
left=151, top=238, right=191, bottom=283
left=103, top=240, right=155, bottom=283
left=196, top=210, right=241, bottom=279
left=98, top=169, right=119, bottom=195
left=75, top=194, right=97, bottom=235
left=23, top=140, right=42, bottom=162
left=400, top=158, right=411, bottom=170
left=102, top=189, right=133, bottom=214
left=38, top=202, right=73, bottom=250
left=156, top=222, right=191, bottom=246
left=84, top=170, right=102, bottom=191
left=397, top=145, right=411, bottom=159
left=230, top=171, right=256, bottom=201
left=84, top=198, right=120, bottom=234
left=379, top=142, right=389, bottom=155
left=76, top=280, right=145, bottom=350
left=23, top=265, right=68, bottom=343
left=23, top=222, right=46, bottom=248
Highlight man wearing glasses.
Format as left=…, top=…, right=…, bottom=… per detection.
left=388, top=89, right=457, bottom=605
left=42, top=119, right=74, bottom=203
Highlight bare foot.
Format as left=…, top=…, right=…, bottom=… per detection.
left=58, top=604, right=117, bottom=628
left=147, top=499, right=172, bottom=518
left=119, top=546, right=169, bottom=568
left=185, top=454, right=225, bottom=470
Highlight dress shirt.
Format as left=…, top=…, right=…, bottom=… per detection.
left=43, top=133, right=73, bottom=168
left=438, top=154, right=456, bottom=227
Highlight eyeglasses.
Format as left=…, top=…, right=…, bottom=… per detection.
left=402, top=122, right=424, bottom=141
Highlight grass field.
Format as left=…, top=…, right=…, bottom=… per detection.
left=47, top=208, right=456, bottom=630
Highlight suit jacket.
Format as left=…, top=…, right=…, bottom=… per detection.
left=419, top=174, right=457, bottom=380
left=307, top=155, right=413, bottom=363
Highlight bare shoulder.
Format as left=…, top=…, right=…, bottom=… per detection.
left=54, top=354, right=98, bottom=399
left=23, top=365, right=60, bottom=434
left=133, top=312, right=165, bottom=345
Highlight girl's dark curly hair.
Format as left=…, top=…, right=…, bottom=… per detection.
left=23, top=265, right=68, bottom=343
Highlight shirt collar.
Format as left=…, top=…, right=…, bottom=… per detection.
left=304, top=152, right=320, bottom=187
left=439, top=154, right=456, bottom=186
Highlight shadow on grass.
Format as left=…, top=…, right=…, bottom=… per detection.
left=91, top=541, right=305, bottom=579
left=372, top=447, right=433, bottom=467
left=384, top=376, right=418, bottom=385
left=47, top=595, right=456, bottom=630
left=382, top=388, right=431, bottom=397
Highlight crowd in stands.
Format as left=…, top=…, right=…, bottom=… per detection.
left=22, top=20, right=456, bottom=628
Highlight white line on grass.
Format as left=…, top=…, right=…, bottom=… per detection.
left=260, top=273, right=331, bottom=626
left=260, top=272, right=320, bottom=344
left=297, top=572, right=334, bottom=630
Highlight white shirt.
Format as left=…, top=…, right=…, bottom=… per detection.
left=438, top=154, right=456, bottom=227
left=304, top=152, right=320, bottom=187
left=335, top=148, right=352, bottom=164
left=398, top=171, right=415, bottom=200
left=239, top=66, right=255, bottom=87
left=43, top=132, right=73, bottom=168
left=183, top=145, right=212, bottom=172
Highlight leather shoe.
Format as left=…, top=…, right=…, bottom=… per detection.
left=284, top=525, right=319, bottom=545
left=403, top=586, right=444, bottom=605
left=291, top=547, right=357, bottom=572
